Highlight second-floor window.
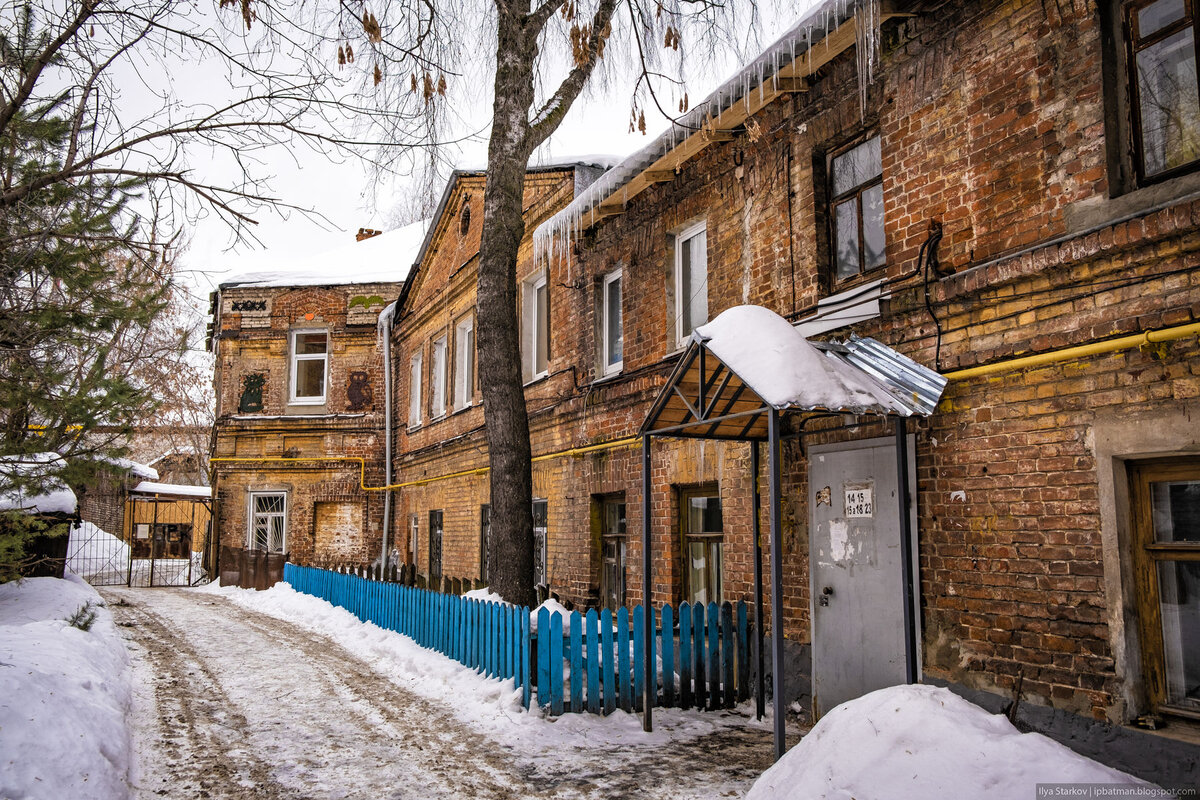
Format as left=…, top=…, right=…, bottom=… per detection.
left=454, top=315, right=475, bottom=410
left=523, top=273, right=549, bottom=381
left=602, top=269, right=623, bottom=375
left=1126, top=0, right=1200, bottom=181
left=830, top=135, right=885, bottom=283
left=408, top=351, right=423, bottom=427
left=430, top=334, right=448, bottom=418
left=674, top=222, right=708, bottom=347
left=289, top=330, right=328, bottom=404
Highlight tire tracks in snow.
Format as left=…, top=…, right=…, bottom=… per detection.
left=104, top=588, right=549, bottom=800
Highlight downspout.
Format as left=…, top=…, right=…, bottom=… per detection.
left=380, top=302, right=396, bottom=569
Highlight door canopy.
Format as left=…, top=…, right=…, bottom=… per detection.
left=641, top=305, right=947, bottom=440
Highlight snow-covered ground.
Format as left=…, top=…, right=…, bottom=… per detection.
left=746, top=684, right=1155, bottom=800
left=0, top=575, right=133, bottom=800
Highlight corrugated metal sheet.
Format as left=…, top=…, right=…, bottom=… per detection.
left=811, top=335, right=947, bottom=417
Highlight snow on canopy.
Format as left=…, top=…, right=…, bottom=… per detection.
left=92, top=454, right=158, bottom=480
left=220, top=219, right=429, bottom=289
left=694, top=305, right=918, bottom=415
left=744, top=684, right=1150, bottom=799
left=132, top=481, right=212, bottom=498
left=0, top=453, right=77, bottom=515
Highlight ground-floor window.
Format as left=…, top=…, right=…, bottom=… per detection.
left=533, top=499, right=548, bottom=588
left=1131, top=458, right=1200, bottom=714
left=681, top=486, right=722, bottom=606
left=598, top=494, right=627, bottom=611
left=248, top=492, right=286, bottom=553
left=479, top=504, right=490, bottom=583
left=428, top=510, right=443, bottom=582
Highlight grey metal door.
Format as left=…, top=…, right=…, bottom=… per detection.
left=809, top=436, right=917, bottom=718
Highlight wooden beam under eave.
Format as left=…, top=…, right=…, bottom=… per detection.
left=593, top=204, right=625, bottom=221
left=644, top=170, right=676, bottom=183
left=772, top=77, right=808, bottom=93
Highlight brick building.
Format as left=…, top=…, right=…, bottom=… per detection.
left=385, top=0, right=1200, bottom=781
left=208, top=223, right=423, bottom=574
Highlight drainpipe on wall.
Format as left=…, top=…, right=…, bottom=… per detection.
left=380, top=302, right=395, bottom=569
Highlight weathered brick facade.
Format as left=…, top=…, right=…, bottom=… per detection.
left=382, top=0, right=1200, bottom=769
left=210, top=277, right=401, bottom=568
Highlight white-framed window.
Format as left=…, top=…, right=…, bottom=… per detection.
left=248, top=492, right=287, bottom=553
left=408, top=513, right=419, bottom=565
left=408, top=351, right=423, bottom=427
left=289, top=330, right=328, bottom=404
left=522, top=273, right=550, bottom=382
left=602, top=269, right=623, bottom=375
left=430, top=334, right=448, bottom=418
left=454, top=315, right=475, bottom=410
left=674, top=222, right=708, bottom=347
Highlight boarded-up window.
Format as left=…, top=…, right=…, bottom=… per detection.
left=314, top=501, right=362, bottom=560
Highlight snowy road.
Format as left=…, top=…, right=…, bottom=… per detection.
left=103, top=588, right=785, bottom=800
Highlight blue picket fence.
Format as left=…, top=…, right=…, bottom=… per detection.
left=284, top=564, right=754, bottom=716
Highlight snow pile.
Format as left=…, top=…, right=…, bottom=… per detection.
left=745, top=685, right=1150, bottom=800
left=0, top=453, right=77, bottom=515
left=66, top=521, right=130, bottom=585
left=206, top=581, right=762, bottom=754
left=529, top=597, right=573, bottom=633
left=0, top=576, right=132, bottom=800
left=220, top=219, right=428, bottom=288
left=695, top=305, right=913, bottom=414
left=463, top=586, right=509, bottom=604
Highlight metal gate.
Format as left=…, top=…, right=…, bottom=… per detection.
left=65, top=497, right=215, bottom=587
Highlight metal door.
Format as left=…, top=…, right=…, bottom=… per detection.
left=809, top=436, right=917, bottom=718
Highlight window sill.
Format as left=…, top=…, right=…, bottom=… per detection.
left=591, top=370, right=624, bottom=387
left=523, top=373, right=549, bottom=388
left=452, top=402, right=475, bottom=415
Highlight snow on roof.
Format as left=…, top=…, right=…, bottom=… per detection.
left=94, top=455, right=158, bottom=480
left=452, top=153, right=625, bottom=173
left=219, top=219, right=429, bottom=289
left=745, top=685, right=1150, bottom=799
left=533, top=0, right=859, bottom=257
left=0, top=453, right=77, bottom=515
left=132, top=481, right=212, bottom=498
left=695, top=305, right=920, bottom=415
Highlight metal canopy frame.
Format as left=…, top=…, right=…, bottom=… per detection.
left=637, top=335, right=925, bottom=762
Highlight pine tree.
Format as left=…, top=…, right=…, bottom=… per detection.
left=0, top=4, right=175, bottom=577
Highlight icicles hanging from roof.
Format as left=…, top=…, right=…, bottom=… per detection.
left=855, top=0, right=881, bottom=119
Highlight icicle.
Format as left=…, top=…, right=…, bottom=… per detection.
left=854, top=0, right=881, bottom=120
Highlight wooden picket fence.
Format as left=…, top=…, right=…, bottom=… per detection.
left=284, top=564, right=755, bottom=717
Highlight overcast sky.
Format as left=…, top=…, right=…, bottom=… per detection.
left=183, top=3, right=817, bottom=297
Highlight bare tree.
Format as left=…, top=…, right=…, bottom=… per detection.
left=269, top=0, right=760, bottom=606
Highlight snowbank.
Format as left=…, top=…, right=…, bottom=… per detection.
left=745, top=685, right=1150, bottom=800
left=463, top=586, right=509, bottom=604
left=0, top=576, right=132, bottom=800
left=529, top=597, right=573, bottom=633
left=205, top=581, right=763, bottom=755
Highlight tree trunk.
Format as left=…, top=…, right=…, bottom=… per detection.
left=478, top=6, right=539, bottom=608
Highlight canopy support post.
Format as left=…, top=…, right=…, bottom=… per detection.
left=752, top=441, right=765, bottom=721
left=768, top=408, right=786, bottom=761
left=896, top=416, right=919, bottom=685
left=641, top=433, right=654, bottom=732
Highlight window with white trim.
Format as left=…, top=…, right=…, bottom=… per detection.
left=408, top=351, right=423, bottom=427
left=454, top=315, right=475, bottom=410
left=248, top=492, right=287, bottom=553
left=602, top=269, right=623, bottom=375
left=522, top=273, right=549, bottom=381
left=430, top=334, right=448, bottom=418
left=674, top=222, right=708, bottom=347
left=289, top=330, right=328, bottom=404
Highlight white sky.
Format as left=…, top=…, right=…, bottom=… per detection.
left=182, top=5, right=816, bottom=296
